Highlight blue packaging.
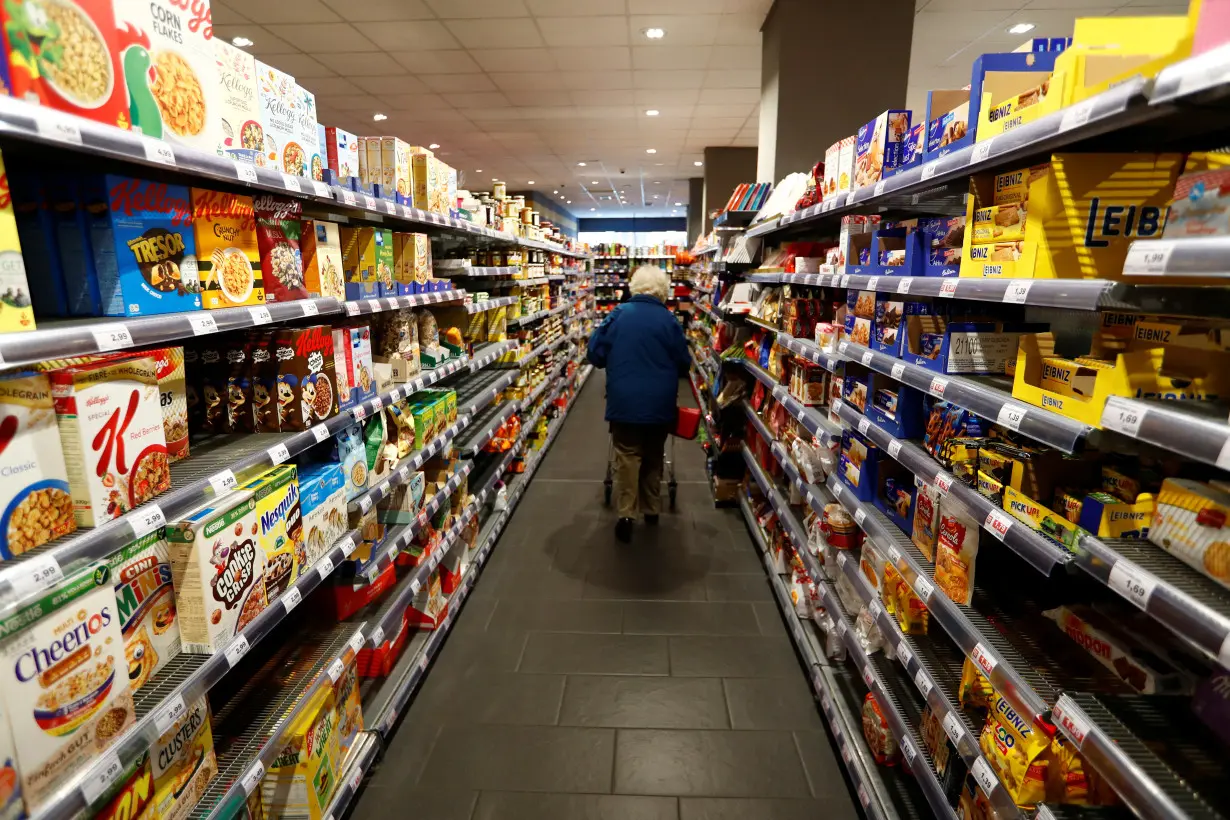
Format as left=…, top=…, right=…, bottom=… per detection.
left=9, top=170, right=69, bottom=316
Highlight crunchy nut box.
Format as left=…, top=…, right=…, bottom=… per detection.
left=0, top=371, right=75, bottom=558
left=192, top=189, right=266, bottom=310
left=151, top=695, right=217, bottom=820
left=0, top=564, right=135, bottom=813
left=51, top=357, right=170, bottom=528
left=107, top=530, right=181, bottom=692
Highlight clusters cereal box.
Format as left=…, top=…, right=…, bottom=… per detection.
left=0, top=564, right=136, bottom=813
left=239, top=465, right=304, bottom=603
left=253, top=194, right=306, bottom=303
left=108, top=531, right=180, bottom=691
left=0, top=152, right=35, bottom=333
left=114, top=0, right=221, bottom=154
left=51, top=357, right=170, bottom=527
left=0, top=372, right=75, bottom=558
left=254, top=60, right=301, bottom=176
left=166, top=489, right=267, bottom=655
left=151, top=695, right=216, bottom=820
left=192, top=189, right=266, bottom=310
left=214, top=39, right=263, bottom=165
left=297, top=85, right=322, bottom=181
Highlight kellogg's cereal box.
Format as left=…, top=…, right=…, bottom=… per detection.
left=86, top=176, right=203, bottom=317
left=151, top=695, right=216, bottom=820
left=253, top=194, right=306, bottom=303
left=324, top=127, right=358, bottom=184
left=0, top=563, right=136, bottom=813
left=93, top=752, right=153, bottom=820
left=0, top=153, right=35, bottom=333
left=0, top=372, right=75, bottom=559
left=238, top=464, right=303, bottom=602
left=254, top=60, right=300, bottom=175
left=297, top=85, right=321, bottom=181
left=147, top=345, right=189, bottom=462
left=191, top=189, right=266, bottom=309
left=114, top=0, right=221, bottom=154
left=272, top=325, right=337, bottom=431
left=300, top=219, right=344, bottom=301
left=51, top=357, right=170, bottom=527
left=213, top=38, right=262, bottom=165
left=166, top=489, right=266, bottom=655
left=107, top=531, right=180, bottom=691
left=0, top=0, right=131, bottom=128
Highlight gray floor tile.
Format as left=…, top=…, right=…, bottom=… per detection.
left=583, top=565, right=709, bottom=601
left=723, top=678, right=821, bottom=731
left=486, top=567, right=589, bottom=599
left=421, top=630, right=530, bottom=677
left=365, top=720, right=444, bottom=788
left=353, top=787, right=477, bottom=820
left=669, top=636, right=800, bottom=678
left=485, top=599, right=623, bottom=634
left=704, top=573, right=773, bottom=602
left=751, top=602, right=786, bottom=636
left=520, top=632, right=670, bottom=675
left=411, top=671, right=565, bottom=726
left=614, top=729, right=812, bottom=798
left=793, top=731, right=859, bottom=806
left=473, top=792, right=678, bottom=820
left=559, top=676, right=730, bottom=729
left=622, top=601, right=762, bottom=636
left=679, top=797, right=833, bottom=820
left=418, top=724, right=616, bottom=793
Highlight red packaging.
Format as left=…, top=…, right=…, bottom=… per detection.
left=253, top=194, right=307, bottom=302
left=357, top=606, right=410, bottom=678
left=331, top=561, right=395, bottom=621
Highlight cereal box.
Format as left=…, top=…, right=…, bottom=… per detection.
left=166, top=489, right=267, bottom=655
left=0, top=0, right=131, bottom=128
left=272, top=325, right=338, bottom=431
left=254, top=60, right=301, bottom=175
left=332, top=655, right=363, bottom=757
left=0, top=153, right=34, bottom=333
left=0, top=563, right=136, bottom=813
left=144, top=346, right=189, bottom=462
left=249, top=330, right=277, bottom=433
left=393, top=232, right=430, bottom=289
left=331, top=327, right=352, bottom=412
left=301, top=220, right=344, bottom=301
left=0, top=372, right=75, bottom=558
left=191, top=189, right=266, bottom=310
left=261, top=685, right=339, bottom=820
left=151, top=695, right=216, bottom=820
left=114, top=0, right=222, bottom=154
left=10, top=168, right=69, bottom=319
left=299, top=463, right=346, bottom=567
left=238, top=465, right=303, bottom=602
left=333, top=423, right=366, bottom=501
left=411, top=148, right=432, bottom=211
left=363, top=136, right=382, bottom=189
left=297, top=85, right=322, bottom=181
left=380, top=137, right=411, bottom=198
left=339, top=226, right=377, bottom=300
left=108, top=531, right=180, bottom=691
left=344, top=324, right=375, bottom=407
left=324, top=127, right=358, bottom=184
left=214, top=39, right=263, bottom=165
left=374, top=228, right=394, bottom=295
left=223, top=337, right=260, bottom=435
left=87, top=176, right=203, bottom=317
left=51, top=357, right=170, bottom=527
left=253, top=194, right=307, bottom=303
left=94, top=752, right=153, bottom=820
left=0, top=702, right=19, bottom=820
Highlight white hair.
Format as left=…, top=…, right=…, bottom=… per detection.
left=629, top=265, right=670, bottom=302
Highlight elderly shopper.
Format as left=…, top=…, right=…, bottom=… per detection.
left=586, top=265, right=690, bottom=542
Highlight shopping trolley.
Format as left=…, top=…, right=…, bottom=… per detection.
left=602, top=434, right=679, bottom=511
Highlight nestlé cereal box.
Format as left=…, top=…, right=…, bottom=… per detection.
left=324, top=127, right=358, bottom=184
left=0, top=563, right=136, bottom=813
left=272, top=325, right=337, bottom=431
left=0, top=152, right=35, bottom=333
left=108, top=530, right=180, bottom=691
left=254, top=60, right=301, bottom=175
left=238, top=465, right=303, bottom=603
left=151, top=695, right=216, bottom=820
left=191, top=189, right=266, bottom=310
left=261, top=685, right=339, bottom=820
left=0, top=371, right=75, bottom=559
left=300, top=219, right=345, bottom=301
left=253, top=194, right=307, bottom=303
left=93, top=752, right=153, bottom=820
left=297, top=85, right=321, bottom=181
left=213, top=39, right=263, bottom=165
left=299, top=463, right=346, bottom=568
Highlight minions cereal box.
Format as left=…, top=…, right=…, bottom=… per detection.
left=151, top=696, right=217, bottom=820
left=238, top=465, right=304, bottom=604
left=109, top=531, right=181, bottom=693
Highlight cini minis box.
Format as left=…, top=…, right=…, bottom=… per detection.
left=214, top=39, right=264, bottom=165
left=255, top=60, right=302, bottom=176
left=192, top=189, right=266, bottom=310
left=108, top=531, right=181, bottom=693
left=239, top=465, right=304, bottom=603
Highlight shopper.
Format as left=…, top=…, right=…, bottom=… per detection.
left=587, top=265, right=690, bottom=543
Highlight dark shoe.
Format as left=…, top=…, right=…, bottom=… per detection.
left=644, top=514, right=659, bottom=525
left=615, top=518, right=634, bottom=543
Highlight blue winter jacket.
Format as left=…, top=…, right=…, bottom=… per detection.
left=587, top=295, right=690, bottom=426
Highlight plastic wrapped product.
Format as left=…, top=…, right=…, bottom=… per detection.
left=912, top=479, right=942, bottom=561
left=959, top=657, right=995, bottom=715
left=860, top=539, right=887, bottom=598
left=978, top=692, right=1048, bottom=808
left=861, top=694, right=900, bottom=765
left=894, top=579, right=929, bottom=635
left=935, top=507, right=979, bottom=606
left=855, top=606, right=885, bottom=655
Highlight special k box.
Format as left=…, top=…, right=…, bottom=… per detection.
left=255, top=60, right=301, bottom=175
left=214, top=39, right=263, bottom=165
left=0, top=563, right=136, bottom=813
left=192, top=189, right=266, bottom=310
left=108, top=530, right=181, bottom=692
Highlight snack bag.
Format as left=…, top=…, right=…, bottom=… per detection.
left=935, top=507, right=979, bottom=606
left=894, top=579, right=929, bottom=635
left=912, top=479, right=942, bottom=561
left=861, top=693, right=899, bottom=765
left=978, top=692, right=1049, bottom=807
left=959, top=657, right=995, bottom=714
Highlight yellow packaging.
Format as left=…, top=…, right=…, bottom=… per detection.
left=1150, top=479, right=1230, bottom=591
left=239, top=465, right=303, bottom=605
left=262, top=686, right=340, bottom=820
left=992, top=168, right=1034, bottom=206
left=978, top=693, right=1049, bottom=807
left=394, top=233, right=431, bottom=286
left=489, top=306, right=508, bottom=342
left=0, top=152, right=34, bottom=333
left=411, top=149, right=434, bottom=211
left=1054, top=15, right=1194, bottom=106
left=340, top=227, right=378, bottom=288
left=973, top=204, right=1026, bottom=243
left=332, top=656, right=365, bottom=757
left=1039, top=356, right=1101, bottom=398
left=152, top=696, right=218, bottom=820
left=1004, top=485, right=1083, bottom=548
left=380, top=137, right=412, bottom=198
left=958, top=658, right=994, bottom=712
left=301, top=220, right=345, bottom=301
left=893, top=579, right=928, bottom=635
left=976, top=471, right=1004, bottom=506
left=191, top=190, right=266, bottom=310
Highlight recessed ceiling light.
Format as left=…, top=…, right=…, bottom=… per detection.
left=654, top=181, right=661, bottom=184
left=643, top=27, right=665, bottom=39
left=372, top=113, right=388, bottom=121
left=231, top=36, right=253, bottom=47
left=476, top=169, right=483, bottom=173
left=693, top=161, right=703, bottom=166
left=590, top=208, right=596, bottom=211
left=428, top=143, right=440, bottom=149
left=646, top=148, right=657, bottom=154
left=560, top=195, right=565, bottom=199
left=553, top=190, right=558, bottom=194
left=674, top=201, right=682, bottom=205
left=1008, top=22, right=1035, bottom=33
left=591, top=180, right=599, bottom=184
left=528, top=180, right=535, bottom=184
left=567, top=200, right=572, bottom=203
left=653, top=195, right=659, bottom=198
left=645, top=109, right=659, bottom=116
left=577, top=162, right=587, bottom=167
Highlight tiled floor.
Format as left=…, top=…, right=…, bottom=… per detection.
left=352, top=372, right=859, bottom=820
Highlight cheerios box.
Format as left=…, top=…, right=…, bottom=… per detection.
left=0, top=563, right=136, bottom=813
left=151, top=695, right=217, bottom=820
left=0, top=371, right=75, bottom=559
left=255, top=60, right=301, bottom=176
left=238, top=465, right=304, bottom=603
left=166, top=489, right=267, bottom=655
left=114, top=0, right=222, bottom=154
left=108, top=531, right=181, bottom=692
left=192, top=189, right=266, bottom=310
left=214, top=39, right=263, bottom=165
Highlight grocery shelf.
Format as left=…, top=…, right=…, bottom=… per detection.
left=745, top=218, right=781, bottom=238
left=744, top=314, right=780, bottom=333
left=740, top=445, right=809, bottom=560
left=465, top=295, right=518, bottom=313
left=466, top=340, right=519, bottom=374
left=739, top=356, right=778, bottom=393
left=457, top=401, right=519, bottom=457
left=1097, top=395, right=1230, bottom=470
left=696, top=301, right=723, bottom=323
left=519, top=276, right=551, bottom=286
left=446, top=266, right=519, bottom=278
left=509, top=303, right=567, bottom=327
left=1151, top=40, right=1230, bottom=105
left=771, top=384, right=843, bottom=447
left=455, top=366, right=519, bottom=416
left=346, top=417, right=472, bottom=516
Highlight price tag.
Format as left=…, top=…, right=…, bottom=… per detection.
left=841, top=744, right=852, bottom=763
left=857, top=418, right=870, bottom=435
left=832, top=482, right=844, bottom=499
left=854, top=508, right=866, bottom=526
left=340, top=536, right=357, bottom=557
left=902, top=738, right=918, bottom=765
left=886, top=546, right=902, bottom=567
left=9, top=554, right=63, bottom=599
left=188, top=313, right=219, bottom=336
left=838, top=340, right=849, bottom=355
left=839, top=275, right=850, bottom=288
left=920, top=162, right=939, bottom=182
left=401, top=204, right=414, bottom=218
left=897, top=642, right=913, bottom=668
left=37, top=112, right=85, bottom=146
left=367, top=564, right=380, bottom=584
left=224, top=634, right=251, bottom=668
left=971, top=757, right=998, bottom=795
left=325, top=657, right=345, bottom=684
left=366, top=299, right=381, bottom=313
left=860, top=351, right=873, bottom=367
left=1060, top=100, right=1094, bottom=132
left=208, top=469, right=238, bottom=496
left=914, top=575, right=935, bottom=602
left=857, top=785, right=869, bottom=808
left=410, top=578, right=421, bottom=596
left=970, top=138, right=995, bottom=165
left=1002, top=281, right=1032, bottom=304
left=233, top=160, right=259, bottom=183
left=996, top=402, right=1027, bottom=432
left=268, top=443, right=291, bottom=465
left=281, top=173, right=302, bottom=193
left=281, top=587, right=302, bottom=612
left=942, top=710, right=964, bottom=743
left=866, top=277, right=880, bottom=292
left=153, top=694, right=187, bottom=734
left=384, top=200, right=398, bottom=215
left=359, top=495, right=373, bottom=514
left=867, top=599, right=883, bottom=620
left=351, top=768, right=364, bottom=791
left=1053, top=695, right=1090, bottom=747
left=389, top=388, right=402, bottom=403
left=317, top=555, right=335, bottom=577
left=895, top=277, right=912, bottom=295
left=248, top=306, right=272, bottom=325
left=915, top=668, right=933, bottom=699
left=130, top=503, right=166, bottom=537
left=836, top=551, right=849, bottom=569
left=397, top=465, right=411, bottom=482
left=345, top=302, right=361, bottom=317
left=371, top=626, right=385, bottom=646
left=349, top=630, right=365, bottom=654
left=91, top=323, right=133, bottom=352
left=1123, top=240, right=1175, bottom=275
left=309, top=424, right=331, bottom=444
left=970, top=642, right=998, bottom=677
left=240, top=761, right=265, bottom=796
left=363, top=194, right=377, bottom=210
left=1036, top=806, right=1058, bottom=820
left=938, top=279, right=958, bottom=298
left=1108, top=559, right=1158, bottom=610
left=1101, top=400, right=1145, bottom=437
left=353, top=404, right=367, bottom=422
left=862, top=665, right=875, bottom=687
left=933, top=472, right=952, bottom=495
left=312, top=180, right=332, bottom=198
left=887, top=439, right=902, bottom=459
left=143, top=138, right=176, bottom=165
left=831, top=398, right=844, bottom=415
left=78, top=749, right=124, bottom=804
left=873, top=180, right=886, bottom=198
left=341, top=190, right=357, bottom=206
left=928, top=376, right=948, bottom=398
left=301, top=301, right=320, bottom=317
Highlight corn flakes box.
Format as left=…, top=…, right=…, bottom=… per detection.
left=0, top=0, right=131, bottom=129
left=192, top=189, right=266, bottom=310
left=214, top=39, right=262, bottom=165
left=238, top=464, right=303, bottom=602
left=296, top=84, right=321, bottom=181
left=0, top=563, right=136, bottom=814
left=166, top=489, right=267, bottom=655
left=151, top=695, right=216, bottom=820
left=254, top=60, right=301, bottom=175
left=299, top=463, right=346, bottom=567
left=0, top=154, right=34, bottom=333
left=301, top=220, right=345, bottom=301
left=114, top=0, right=222, bottom=154
left=108, top=531, right=180, bottom=692
left=261, top=685, right=339, bottom=820
left=324, top=127, right=358, bottom=183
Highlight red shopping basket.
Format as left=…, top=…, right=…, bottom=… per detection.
left=674, top=406, right=701, bottom=439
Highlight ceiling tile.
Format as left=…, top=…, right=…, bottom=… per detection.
left=505, top=90, right=573, bottom=105
left=715, top=13, right=764, bottom=44
left=628, top=0, right=717, bottom=12
left=353, top=21, right=461, bottom=50
left=314, top=52, right=412, bottom=75
left=693, top=103, right=753, bottom=118
left=526, top=0, right=625, bottom=13
left=474, top=48, right=559, bottom=72
left=490, top=72, right=570, bottom=91
left=552, top=47, right=633, bottom=70
left=711, top=45, right=760, bottom=69
left=562, top=71, right=634, bottom=90
left=349, top=74, right=431, bottom=95
left=421, top=74, right=499, bottom=93
left=320, top=0, right=434, bottom=19
left=697, top=87, right=758, bottom=104
left=537, top=16, right=630, bottom=46
left=634, top=70, right=705, bottom=89
left=629, top=15, right=722, bottom=46
left=444, top=18, right=545, bottom=48
left=234, top=27, right=301, bottom=56
left=389, top=50, right=483, bottom=74
left=724, top=0, right=773, bottom=11
left=297, top=77, right=365, bottom=96
left=381, top=93, right=457, bottom=111
left=210, top=2, right=251, bottom=24
left=236, top=0, right=341, bottom=24
left=691, top=116, right=748, bottom=129
left=569, top=89, right=635, bottom=106
left=703, top=69, right=760, bottom=88
left=263, top=23, right=375, bottom=52
left=449, top=92, right=513, bottom=108
left=404, top=109, right=475, bottom=123
left=317, top=93, right=383, bottom=112
left=426, top=0, right=530, bottom=17
left=632, top=45, right=712, bottom=70
left=635, top=88, right=702, bottom=105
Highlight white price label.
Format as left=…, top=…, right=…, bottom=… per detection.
left=857, top=418, right=870, bottom=435
left=248, top=306, right=272, bottom=325
left=867, top=599, right=883, bottom=620
left=970, top=642, right=999, bottom=677
left=397, top=465, right=411, bottom=482
left=363, top=195, right=377, bottom=210
left=224, top=635, right=251, bottom=668
left=317, top=555, right=335, bottom=577
left=208, top=470, right=238, bottom=496
left=9, top=554, right=63, bottom=599
left=312, top=180, right=332, bottom=198
left=971, top=757, right=998, bottom=795
left=914, top=575, right=935, bottom=602
left=142, top=138, right=176, bottom=165
left=887, top=439, right=902, bottom=460
left=402, top=204, right=414, bottom=218
left=234, top=161, right=259, bottom=183
left=351, top=768, right=364, bottom=791
left=81, top=750, right=123, bottom=803
left=188, top=313, right=219, bottom=336
left=389, top=388, right=402, bottom=402
left=984, top=508, right=1014, bottom=541
left=1053, top=695, right=1090, bottom=747
left=887, top=546, right=901, bottom=566
left=353, top=404, right=367, bottom=421
left=1101, top=400, right=1145, bottom=437
left=837, top=551, right=849, bottom=569
left=897, top=642, right=913, bottom=668
left=1002, top=281, right=1032, bottom=304
left=340, top=536, right=357, bottom=557
left=349, top=630, right=365, bottom=654
left=928, top=376, right=948, bottom=397
left=37, top=115, right=83, bottom=145
left=384, top=200, right=398, bottom=215
left=240, top=761, right=265, bottom=796
left=371, top=626, right=385, bottom=646
left=886, top=362, right=905, bottom=382
left=281, top=174, right=302, bottom=193
left=410, top=578, right=421, bottom=596
left=419, top=653, right=429, bottom=672
left=359, top=495, right=373, bottom=514
left=866, top=277, right=880, bottom=291
left=860, top=351, right=873, bottom=366
left=862, top=665, right=874, bottom=687
left=896, top=277, right=912, bottom=295
left=341, top=190, right=357, bottom=206
left=325, top=658, right=346, bottom=684
left=268, top=443, right=290, bottom=464
left=311, top=424, right=331, bottom=444
left=938, top=279, right=958, bottom=298
left=831, top=398, right=844, bottom=415
left=920, top=161, right=939, bottom=181
left=1060, top=101, right=1094, bottom=132
left=839, top=275, right=850, bottom=288
left=154, top=694, right=187, bottom=734
left=832, top=482, right=844, bottom=499
left=345, top=302, right=361, bottom=317
left=841, top=744, right=851, bottom=763
left=1123, top=240, right=1175, bottom=275
left=1035, top=807, right=1059, bottom=820
left=933, top=472, right=953, bottom=495
left=838, top=340, right=849, bottom=355
left=130, top=504, right=166, bottom=537
left=942, top=711, right=963, bottom=743
left=970, top=138, right=995, bottom=165
left=281, top=587, right=302, bottom=612
left=854, top=508, right=867, bottom=526
left=996, top=402, right=1027, bottom=431
left=902, top=738, right=918, bottom=765
left=385, top=298, right=399, bottom=311
left=857, top=785, right=869, bottom=807
left=1109, top=559, right=1158, bottom=610
left=366, top=299, right=381, bottom=313
left=873, top=180, right=886, bottom=198
left=301, top=301, right=320, bottom=317
left=372, top=396, right=384, bottom=412
left=367, top=565, right=379, bottom=584
left=91, top=323, right=133, bottom=352
left=915, top=668, right=933, bottom=699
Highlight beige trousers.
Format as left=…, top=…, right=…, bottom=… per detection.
left=611, top=423, right=669, bottom=518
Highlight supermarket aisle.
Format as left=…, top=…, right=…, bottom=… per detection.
left=352, top=371, right=859, bottom=820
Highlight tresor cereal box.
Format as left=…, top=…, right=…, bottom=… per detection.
left=114, top=0, right=222, bottom=154
left=255, top=60, right=300, bottom=175
left=192, top=189, right=266, bottom=310
left=253, top=194, right=307, bottom=303
left=0, top=563, right=136, bottom=813
left=0, top=372, right=75, bottom=558
left=166, top=489, right=267, bottom=655
left=214, top=39, right=263, bottom=165
left=108, top=530, right=181, bottom=691
left=238, top=465, right=304, bottom=603
left=152, top=694, right=216, bottom=820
